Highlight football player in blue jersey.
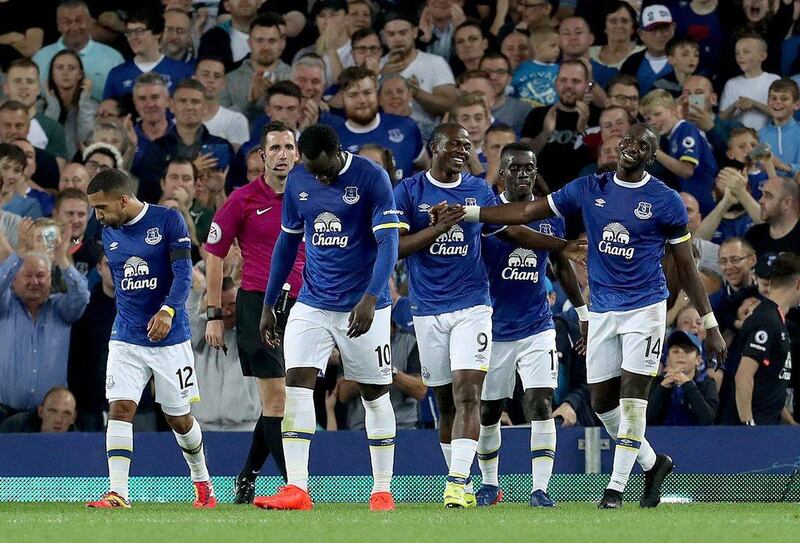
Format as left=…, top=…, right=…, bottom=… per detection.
left=256, top=124, right=402, bottom=512
left=85, top=170, right=215, bottom=509
left=395, top=123, right=586, bottom=508
left=441, top=124, right=727, bottom=509
left=475, top=143, right=588, bottom=508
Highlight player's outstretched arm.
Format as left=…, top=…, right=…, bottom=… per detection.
left=462, top=198, right=555, bottom=226
left=399, top=204, right=465, bottom=258
left=497, top=226, right=587, bottom=266
left=261, top=230, right=303, bottom=347
left=668, top=238, right=727, bottom=364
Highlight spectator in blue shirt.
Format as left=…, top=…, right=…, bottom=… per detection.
left=620, top=4, right=675, bottom=95
left=0, top=222, right=89, bottom=423
left=758, top=78, right=800, bottom=178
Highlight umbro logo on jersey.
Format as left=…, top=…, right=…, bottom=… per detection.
left=299, top=192, right=308, bottom=201
left=109, top=242, right=119, bottom=251
left=595, top=199, right=606, bottom=207
left=418, top=203, right=431, bottom=213
left=256, top=207, right=273, bottom=215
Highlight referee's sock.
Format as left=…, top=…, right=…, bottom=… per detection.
left=362, top=392, right=396, bottom=494
left=282, top=386, right=316, bottom=492
left=263, top=416, right=287, bottom=481
left=241, top=416, right=269, bottom=479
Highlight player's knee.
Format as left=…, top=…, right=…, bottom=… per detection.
left=479, top=400, right=503, bottom=425
left=529, top=398, right=552, bottom=421
left=259, top=378, right=286, bottom=415
left=108, top=400, right=137, bottom=422
left=165, top=413, right=194, bottom=434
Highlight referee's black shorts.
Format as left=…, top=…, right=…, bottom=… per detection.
left=235, top=289, right=295, bottom=379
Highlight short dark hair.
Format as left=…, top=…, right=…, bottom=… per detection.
left=126, top=8, right=165, bottom=35
left=479, top=51, right=511, bottom=70
left=667, top=37, right=699, bottom=56
left=298, top=124, right=339, bottom=160
left=54, top=188, right=89, bottom=210
left=0, top=142, right=26, bottom=169
left=165, top=157, right=198, bottom=180
left=338, top=66, right=377, bottom=92
left=351, top=27, right=379, bottom=45
left=485, top=122, right=517, bottom=140
left=383, top=11, right=417, bottom=27
left=175, top=78, right=205, bottom=95
left=87, top=169, right=135, bottom=197
left=267, top=80, right=302, bottom=101
left=430, top=122, right=467, bottom=149
left=768, top=252, right=800, bottom=288
left=559, top=59, right=589, bottom=81
left=250, top=11, right=285, bottom=34
left=456, top=69, right=492, bottom=87
left=500, top=142, right=535, bottom=163
left=260, top=119, right=295, bottom=149
left=7, top=57, right=39, bottom=76
left=769, top=78, right=800, bottom=101
left=454, top=18, right=484, bottom=38
left=607, top=73, right=639, bottom=92
left=0, top=100, right=29, bottom=115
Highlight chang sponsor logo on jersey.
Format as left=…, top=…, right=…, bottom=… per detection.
left=501, top=248, right=539, bottom=281
left=120, top=256, right=157, bottom=290
left=430, top=224, right=468, bottom=256
left=312, top=212, right=349, bottom=248
left=598, top=222, right=634, bottom=259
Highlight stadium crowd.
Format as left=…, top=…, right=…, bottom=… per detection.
left=0, top=0, right=799, bottom=437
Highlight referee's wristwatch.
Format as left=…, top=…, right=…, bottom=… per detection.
left=206, top=306, right=223, bottom=321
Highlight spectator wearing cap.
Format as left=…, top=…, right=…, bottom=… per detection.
left=337, top=295, right=426, bottom=430
left=103, top=9, right=195, bottom=101
left=134, top=79, right=234, bottom=204
left=0, top=386, right=77, bottom=433
left=647, top=330, right=719, bottom=426
left=219, top=12, right=292, bottom=124
left=620, top=5, right=675, bottom=95
left=744, top=176, right=800, bottom=257
left=32, top=0, right=124, bottom=103
left=194, top=57, right=250, bottom=150
left=380, top=13, right=458, bottom=140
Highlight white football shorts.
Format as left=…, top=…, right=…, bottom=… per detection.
left=482, top=328, right=558, bottom=401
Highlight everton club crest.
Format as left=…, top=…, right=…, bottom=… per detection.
left=343, top=186, right=360, bottom=205
left=145, top=227, right=162, bottom=245
left=634, top=201, right=653, bottom=220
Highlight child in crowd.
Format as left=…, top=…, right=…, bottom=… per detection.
left=725, top=127, right=776, bottom=200
left=0, top=143, right=42, bottom=219
left=758, top=78, right=800, bottom=179
left=654, top=38, right=700, bottom=97
left=449, top=93, right=491, bottom=176
left=511, top=26, right=560, bottom=107
left=641, top=89, right=718, bottom=215
left=719, top=34, right=779, bottom=130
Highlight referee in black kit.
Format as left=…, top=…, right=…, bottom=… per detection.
left=735, top=252, right=800, bottom=426
left=204, top=121, right=305, bottom=503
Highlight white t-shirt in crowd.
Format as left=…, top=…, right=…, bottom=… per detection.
left=204, top=106, right=250, bottom=147
left=720, top=72, right=780, bottom=130
left=230, top=28, right=250, bottom=63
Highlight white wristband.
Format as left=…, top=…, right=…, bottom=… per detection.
left=463, top=205, right=481, bottom=223
left=701, top=312, right=718, bottom=330
left=575, top=305, right=589, bottom=321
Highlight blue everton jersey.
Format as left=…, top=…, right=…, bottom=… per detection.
left=548, top=172, right=689, bottom=313
left=333, top=113, right=424, bottom=182
left=483, top=193, right=564, bottom=341
left=394, top=171, right=504, bottom=317
left=103, top=204, right=192, bottom=346
left=281, top=152, right=403, bottom=312
left=667, top=120, right=717, bottom=215
left=103, top=57, right=195, bottom=99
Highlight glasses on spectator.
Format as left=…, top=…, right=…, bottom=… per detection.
left=86, top=160, right=112, bottom=173
left=353, top=45, right=382, bottom=54
left=124, top=27, right=150, bottom=37
left=719, top=254, right=754, bottom=266
left=609, top=94, right=639, bottom=103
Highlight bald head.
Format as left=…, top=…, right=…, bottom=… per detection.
left=13, top=253, right=52, bottom=309
left=59, top=162, right=90, bottom=193
left=680, top=191, right=702, bottom=232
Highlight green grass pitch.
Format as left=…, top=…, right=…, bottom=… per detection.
left=2, top=503, right=798, bottom=543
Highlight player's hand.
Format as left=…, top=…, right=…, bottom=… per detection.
left=348, top=294, right=377, bottom=338
left=704, top=326, right=727, bottom=367
left=552, top=402, right=577, bottom=427
left=147, top=310, right=173, bottom=342
left=260, top=304, right=279, bottom=348
left=205, top=319, right=226, bottom=351
left=575, top=320, right=588, bottom=355
left=563, top=239, right=588, bottom=267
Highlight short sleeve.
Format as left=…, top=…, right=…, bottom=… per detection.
left=675, top=125, right=700, bottom=165
left=281, top=178, right=304, bottom=234
left=392, top=180, right=413, bottom=232
left=661, top=189, right=691, bottom=244
left=426, top=55, right=455, bottom=88
left=205, top=192, right=243, bottom=258
left=166, top=209, right=192, bottom=253
left=740, top=316, right=773, bottom=365
left=371, top=169, right=406, bottom=233
left=548, top=176, right=588, bottom=219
